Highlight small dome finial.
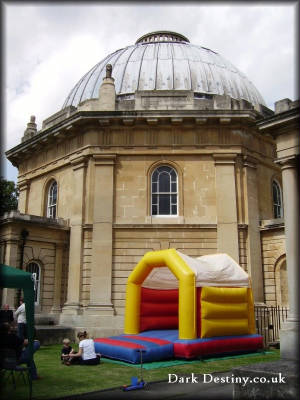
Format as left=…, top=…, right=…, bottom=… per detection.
left=21, top=115, right=37, bottom=142
left=106, top=64, right=112, bottom=79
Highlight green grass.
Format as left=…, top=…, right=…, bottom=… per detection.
left=1, top=344, right=280, bottom=400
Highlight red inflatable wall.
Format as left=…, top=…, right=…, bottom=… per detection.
left=140, top=287, right=203, bottom=334
left=140, top=288, right=179, bottom=331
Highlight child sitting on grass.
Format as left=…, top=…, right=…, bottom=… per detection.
left=62, top=331, right=101, bottom=366
left=61, top=338, right=75, bottom=364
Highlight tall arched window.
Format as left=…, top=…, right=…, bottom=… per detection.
left=272, top=180, right=283, bottom=219
left=26, top=262, right=41, bottom=305
left=151, top=165, right=178, bottom=216
left=47, top=180, right=57, bottom=218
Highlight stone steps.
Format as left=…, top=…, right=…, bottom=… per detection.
left=35, top=325, right=75, bottom=345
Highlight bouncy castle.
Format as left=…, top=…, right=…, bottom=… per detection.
left=94, top=249, right=263, bottom=363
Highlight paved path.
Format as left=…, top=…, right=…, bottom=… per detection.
left=54, top=372, right=234, bottom=400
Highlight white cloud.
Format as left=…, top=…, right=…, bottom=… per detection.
left=3, top=2, right=297, bottom=182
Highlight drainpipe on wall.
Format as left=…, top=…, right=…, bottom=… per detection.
left=17, top=229, right=29, bottom=305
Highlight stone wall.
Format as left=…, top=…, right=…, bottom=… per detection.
left=115, top=155, right=217, bottom=225
left=261, top=227, right=286, bottom=306
left=112, top=226, right=217, bottom=315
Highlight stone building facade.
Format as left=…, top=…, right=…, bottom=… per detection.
left=1, top=31, right=296, bottom=337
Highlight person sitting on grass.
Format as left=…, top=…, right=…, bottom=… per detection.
left=61, top=338, right=75, bottom=364
left=62, top=331, right=100, bottom=366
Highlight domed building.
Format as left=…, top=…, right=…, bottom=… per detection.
left=1, top=32, right=299, bottom=338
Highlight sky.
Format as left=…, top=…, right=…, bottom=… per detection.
left=2, top=1, right=298, bottom=183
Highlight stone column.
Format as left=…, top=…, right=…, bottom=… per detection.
left=62, top=156, right=87, bottom=315
left=243, top=156, right=264, bottom=302
left=51, top=243, right=64, bottom=313
left=279, top=158, right=299, bottom=360
left=86, top=155, right=116, bottom=315
left=2, top=239, right=19, bottom=307
left=213, top=154, right=239, bottom=262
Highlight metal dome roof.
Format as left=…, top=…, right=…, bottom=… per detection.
left=62, top=31, right=266, bottom=109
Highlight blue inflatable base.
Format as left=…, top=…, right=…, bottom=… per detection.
left=94, top=330, right=263, bottom=364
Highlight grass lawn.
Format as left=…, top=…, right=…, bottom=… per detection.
left=1, top=344, right=280, bottom=400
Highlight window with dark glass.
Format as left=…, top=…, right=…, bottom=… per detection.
left=272, top=180, right=283, bottom=218
left=26, top=262, right=41, bottom=304
left=47, top=181, right=57, bottom=218
left=151, top=166, right=178, bottom=216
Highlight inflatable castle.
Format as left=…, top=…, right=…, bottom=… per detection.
left=94, top=249, right=263, bottom=363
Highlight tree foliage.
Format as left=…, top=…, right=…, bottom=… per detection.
left=0, top=177, right=19, bottom=216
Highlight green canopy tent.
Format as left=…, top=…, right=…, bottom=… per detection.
left=0, top=263, right=35, bottom=395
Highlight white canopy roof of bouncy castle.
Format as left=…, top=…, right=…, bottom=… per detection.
left=142, top=251, right=250, bottom=289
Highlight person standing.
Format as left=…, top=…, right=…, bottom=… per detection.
left=15, top=298, right=27, bottom=341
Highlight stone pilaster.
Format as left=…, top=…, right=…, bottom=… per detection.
left=243, top=155, right=264, bottom=302
left=17, top=179, right=30, bottom=214
left=62, top=156, right=87, bottom=315
left=2, top=239, right=19, bottom=307
left=213, top=154, right=239, bottom=262
left=279, top=157, right=299, bottom=360
left=51, top=243, right=64, bottom=313
left=86, top=155, right=116, bottom=315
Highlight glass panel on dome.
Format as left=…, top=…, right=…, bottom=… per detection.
left=173, top=58, right=191, bottom=90
left=157, top=42, right=172, bottom=60
left=112, top=47, right=135, bottom=94
left=79, top=63, right=103, bottom=103
left=88, top=52, right=120, bottom=99
left=156, top=59, right=173, bottom=90
left=120, top=46, right=146, bottom=93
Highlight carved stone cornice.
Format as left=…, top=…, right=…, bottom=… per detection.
left=276, top=155, right=299, bottom=171
left=212, top=153, right=237, bottom=165
left=92, top=154, right=116, bottom=166
left=70, top=155, right=88, bottom=171
left=17, top=179, right=31, bottom=191
left=242, top=154, right=258, bottom=169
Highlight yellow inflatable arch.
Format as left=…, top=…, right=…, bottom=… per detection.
left=124, top=249, right=197, bottom=339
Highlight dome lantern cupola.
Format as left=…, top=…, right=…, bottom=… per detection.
left=135, top=31, right=190, bottom=44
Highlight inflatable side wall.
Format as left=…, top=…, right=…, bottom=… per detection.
left=138, top=286, right=256, bottom=338
left=200, top=287, right=256, bottom=338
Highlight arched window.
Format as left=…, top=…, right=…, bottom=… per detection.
left=26, top=262, right=41, bottom=305
left=272, top=180, right=283, bottom=219
left=47, top=180, right=57, bottom=218
left=151, top=165, right=178, bottom=216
